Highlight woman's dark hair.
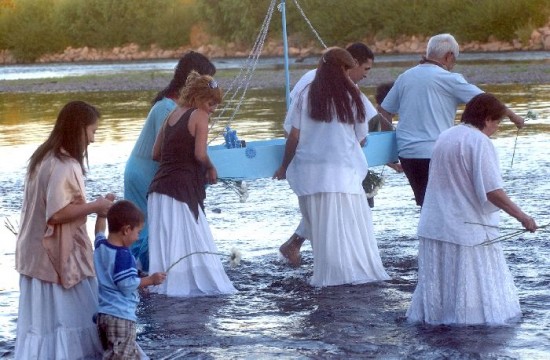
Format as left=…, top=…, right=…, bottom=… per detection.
left=309, top=47, right=365, bottom=124
left=28, top=101, right=100, bottom=175
left=461, top=93, right=506, bottom=130
left=152, top=51, right=216, bottom=105
left=107, top=200, right=145, bottom=233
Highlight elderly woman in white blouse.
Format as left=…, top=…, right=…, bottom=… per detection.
left=407, top=93, right=538, bottom=325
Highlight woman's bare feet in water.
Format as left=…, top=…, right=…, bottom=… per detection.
left=279, top=234, right=305, bottom=267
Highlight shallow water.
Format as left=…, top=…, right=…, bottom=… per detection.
left=0, top=84, right=549, bottom=359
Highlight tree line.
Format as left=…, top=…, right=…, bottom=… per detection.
left=0, top=0, right=548, bottom=62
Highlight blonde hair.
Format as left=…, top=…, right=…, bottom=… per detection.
left=177, top=71, right=222, bottom=108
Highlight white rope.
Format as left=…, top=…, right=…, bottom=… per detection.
left=209, top=0, right=277, bottom=144
left=209, top=0, right=328, bottom=144
left=292, top=0, right=327, bottom=49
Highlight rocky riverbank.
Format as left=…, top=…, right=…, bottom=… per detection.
left=1, top=21, right=550, bottom=65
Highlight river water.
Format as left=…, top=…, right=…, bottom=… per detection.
left=0, top=62, right=549, bottom=359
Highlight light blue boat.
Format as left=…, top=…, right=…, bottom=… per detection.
left=207, top=0, right=398, bottom=180
left=208, top=131, right=398, bottom=180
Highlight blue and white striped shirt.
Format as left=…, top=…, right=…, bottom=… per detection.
left=94, top=233, right=141, bottom=322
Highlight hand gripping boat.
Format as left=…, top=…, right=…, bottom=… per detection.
left=208, top=131, right=398, bottom=180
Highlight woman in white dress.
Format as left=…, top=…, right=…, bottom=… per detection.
left=147, top=72, right=236, bottom=297
left=407, top=93, right=538, bottom=325
left=274, top=47, right=390, bottom=287
left=15, top=101, right=113, bottom=359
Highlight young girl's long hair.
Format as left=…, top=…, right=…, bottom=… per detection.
left=309, top=47, right=365, bottom=124
left=28, top=101, right=100, bottom=176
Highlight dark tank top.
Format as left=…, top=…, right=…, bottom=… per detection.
left=148, top=108, right=205, bottom=220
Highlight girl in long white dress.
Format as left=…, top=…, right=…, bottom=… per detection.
left=15, top=101, right=113, bottom=359
left=274, top=47, right=390, bottom=287
left=147, top=72, right=236, bottom=297
left=407, top=93, right=538, bottom=325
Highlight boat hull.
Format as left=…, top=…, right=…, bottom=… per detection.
left=208, top=131, right=398, bottom=180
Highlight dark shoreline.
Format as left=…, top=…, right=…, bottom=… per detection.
left=1, top=62, right=549, bottom=94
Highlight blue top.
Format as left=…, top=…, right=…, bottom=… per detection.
left=381, top=64, right=482, bottom=158
left=94, top=233, right=141, bottom=322
left=129, top=97, right=177, bottom=160
left=124, top=97, right=177, bottom=271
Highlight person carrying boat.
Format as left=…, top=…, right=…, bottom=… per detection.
left=279, top=42, right=378, bottom=267
left=407, top=93, right=538, bottom=325
left=124, top=51, right=216, bottom=272
left=274, top=47, right=390, bottom=287
left=380, top=33, right=525, bottom=207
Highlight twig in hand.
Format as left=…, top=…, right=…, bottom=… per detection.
left=219, top=179, right=249, bottom=202
left=465, top=222, right=550, bottom=246
left=464, top=221, right=523, bottom=231
left=166, top=248, right=242, bottom=272
left=4, top=217, right=19, bottom=236
left=510, top=128, right=520, bottom=168
left=511, top=110, right=538, bottom=168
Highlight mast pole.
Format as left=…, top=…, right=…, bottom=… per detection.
left=280, top=0, right=291, bottom=110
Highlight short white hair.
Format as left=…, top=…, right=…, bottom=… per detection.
left=426, top=33, right=459, bottom=59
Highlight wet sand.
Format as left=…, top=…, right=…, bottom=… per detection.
left=1, top=62, right=550, bottom=94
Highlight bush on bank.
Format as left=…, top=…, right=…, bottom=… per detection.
left=198, top=0, right=550, bottom=46
left=0, top=0, right=549, bottom=63
left=0, top=0, right=196, bottom=62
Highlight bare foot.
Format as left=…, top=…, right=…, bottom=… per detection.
left=279, top=234, right=305, bottom=267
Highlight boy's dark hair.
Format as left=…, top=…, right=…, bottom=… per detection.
left=375, top=82, right=394, bottom=105
left=107, top=200, right=144, bottom=233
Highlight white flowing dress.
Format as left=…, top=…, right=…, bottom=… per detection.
left=148, top=194, right=237, bottom=297
left=16, top=276, right=102, bottom=360
left=286, top=88, right=390, bottom=287
left=407, top=124, right=522, bottom=325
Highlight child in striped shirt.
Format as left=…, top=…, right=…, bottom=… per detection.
left=94, top=200, right=166, bottom=359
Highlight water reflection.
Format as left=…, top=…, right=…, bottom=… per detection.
left=1, top=84, right=548, bottom=148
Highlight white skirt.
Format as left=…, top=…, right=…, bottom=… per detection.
left=406, top=237, right=522, bottom=325
left=148, top=193, right=237, bottom=297
left=15, top=275, right=103, bottom=360
left=299, top=192, right=390, bottom=287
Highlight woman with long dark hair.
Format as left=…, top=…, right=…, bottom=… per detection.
left=274, top=47, right=390, bottom=287
left=15, top=101, right=113, bottom=359
left=124, top=51, right=216, bottom=272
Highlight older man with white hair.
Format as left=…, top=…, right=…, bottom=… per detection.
left=381, top=33, right=525, bottom=207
